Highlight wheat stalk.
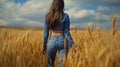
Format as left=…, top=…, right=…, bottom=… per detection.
left=112, top=16, right=117, bottom=29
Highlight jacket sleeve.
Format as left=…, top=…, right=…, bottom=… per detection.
left=43, top=18, right=49, bottom=49
left=64, top=14, right=75, bottom=46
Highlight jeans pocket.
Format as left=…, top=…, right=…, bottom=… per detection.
left=58, top=40, right=64, bottom=50
left=48, top=38, right=56, bottom=42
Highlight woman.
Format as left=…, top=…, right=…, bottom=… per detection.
left=42, top=0, right=76, bottom=67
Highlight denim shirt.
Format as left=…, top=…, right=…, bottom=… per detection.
left=43, top=13, right=75, bottom=49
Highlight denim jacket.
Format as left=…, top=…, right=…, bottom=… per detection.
left=43, top=13, right=75, bottom=49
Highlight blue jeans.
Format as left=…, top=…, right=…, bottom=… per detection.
left=47, top=35, right=69, bottom=67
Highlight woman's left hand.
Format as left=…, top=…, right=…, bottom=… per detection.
left=42, top=48, right=46, bottom=55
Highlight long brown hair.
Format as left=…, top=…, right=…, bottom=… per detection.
left=46, top=0, right=64, bottom=29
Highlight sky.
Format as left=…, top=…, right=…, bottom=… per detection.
left=0, top=0, right=120, bottom=29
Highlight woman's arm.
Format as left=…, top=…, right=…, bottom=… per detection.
left=64, top=14, right=75, bottom=46
left=43, top=19, right=49, bottom=50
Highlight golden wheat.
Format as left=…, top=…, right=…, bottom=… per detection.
left=0, top=27, right=120, bottom=67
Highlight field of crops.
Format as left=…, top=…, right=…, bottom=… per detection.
left=0, top=27, right=120, bottom=67
left=0, top=17, right=120, bottom=67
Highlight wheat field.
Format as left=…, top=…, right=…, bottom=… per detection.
left=0, top=17, right=120, bottom=67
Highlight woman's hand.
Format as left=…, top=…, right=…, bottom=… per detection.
left=42, top=48, right=46, bottom=55
left=73, top=45, right=77, bottom=53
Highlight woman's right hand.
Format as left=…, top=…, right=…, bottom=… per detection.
left=73, top=45, right=77, bottom=53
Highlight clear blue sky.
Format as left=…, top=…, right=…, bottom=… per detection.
left=14, top=0, right=28, bottom=4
